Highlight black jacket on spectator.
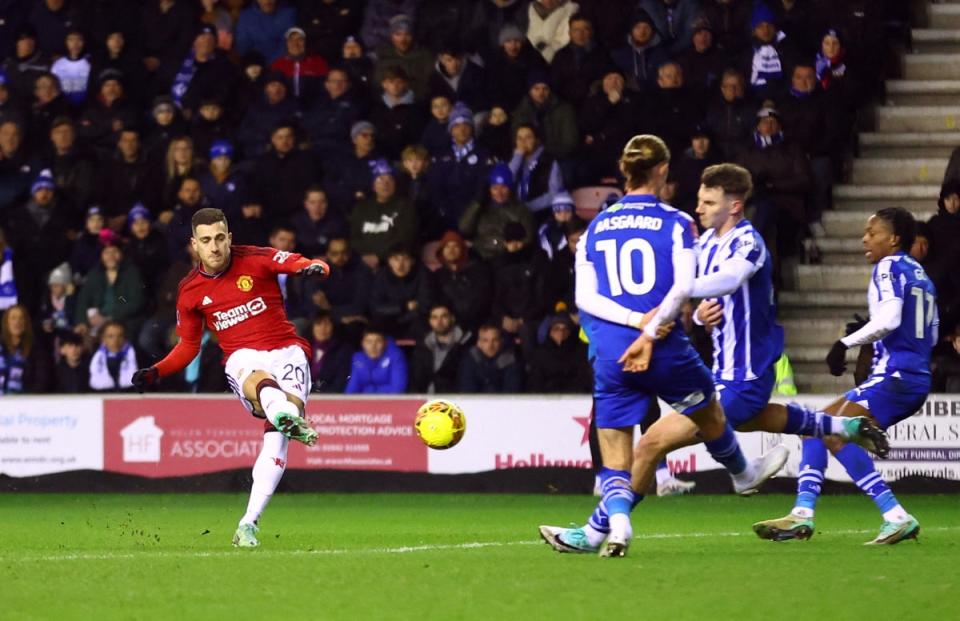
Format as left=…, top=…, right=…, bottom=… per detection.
left=491, top=245, right=549, bottom=322
left=45, top=146, right=97, bottom=219
left=3, top=199, right=72, bottom=315
left=310, top=336, right=353, bottom=393
left=298, top=0, right=363, bottom=61
left=673, top=147, right=723, bottom=218
left=370, top=97, right=428, bottom=161
left=291, top=209, right=347, bottom=258
left=0, top=147, right=38, bottom=213
left=70, top=230, right=103, bottom=280
left=700, top=0, right=753, bottom=60
left=301, top=253, right=373, bottom=323
left=2, top=49, right=49, bottom=104
left=527, top=333, right=591, bottom=393
left=410, top=325, right=471, bottom=393
left=28, top=0, right=78, bottom=56
left=99, top=152, right=157, bottom=216
left=236, top=95, right=300, bottom=160
left=55, top=355, right=90, bottom=394
left=322, top=148, right=376, bottom=209
left=578, top=87, right=645, bottom=182
left=78, top=96, right=139, bottom=157
left=251, top=148, right=320, bottom=223
left=1, top=342, right=54, bottom=393
left=705, top=95, right=756, bottom=160
left=177, top=54, right=239, bottom=117
left=427, top=142, right=492, bottom=231
left=611, top=33, right=668, bottom=94
left=139, top=0, right=196, bottom=75
left=457, top=343, right=523, bottom=393
left=427, top=59, right=487, bottom=113
left=190, top=116, right=234, bottom=162
left=125, top=229, right=169, bottom=298
left=542, top=247, right=576, bottom=311
left=484, top=44, right=546, bottom=112
left=198, top=169, right=246, bottom=221
left=676, top=42, right=726, bottom=99
left=88, top=47, right=147, bottom=107
left=369, top=264, right=434, bottom=339
left=650, top=87, right=703, bottom=161
left=775, top=89, right=837, bottom=158
left=304, top=90, right=363, bottom=156
left=416, top=0, right=486, bottom=54
left=550, top=42, right=613, bottom=108
left=434, top=258, right=494, bottom=333
left=29, top=93, right=72, bottom=152
left=164, top=198, right=207, bottom=263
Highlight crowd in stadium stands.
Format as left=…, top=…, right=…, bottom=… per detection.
left=0, top=0, right=956, bottom=395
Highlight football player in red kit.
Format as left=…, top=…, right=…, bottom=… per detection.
left=133, top=208, right=330, bottom=548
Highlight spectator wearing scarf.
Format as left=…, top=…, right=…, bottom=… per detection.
left=88, top=320, right=137, bottom=391
left=744, top=3, right=795, bottom=98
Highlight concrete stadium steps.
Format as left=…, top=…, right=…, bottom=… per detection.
left=849, top=157, right=947, bottom=184
left=875, top=106, right=960, bottom=132
left=858, top=131, right=959, bottom=159
left=817, top=238, right=869, bottom=264
left=928, top=3, right=960, bottom=29
left=792, top=368, right=858, bottom=394
left=778, top=291, right=865, bottom=320
left=821, top=210, right=937, bottom=237
left=785, top=346, right=859, bottom=364
left=903, top=54, right=960, bottom=80
left=782, top=318, right=848, bottom=347
left=832, top=184, right=939, bottom=212
left=885, top=80, right=960, bottom=106
left=795, top=265, right=871, bottom=291
left=910, top=29, right=960, bottom=54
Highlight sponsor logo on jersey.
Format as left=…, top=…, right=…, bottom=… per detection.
left=211, top=297, right=267, bottom=331
left=201, top=296, right=213, bottom=306
left=236, top=274, right=254, bottom=292
left=272, top=250, right=292, bottom=264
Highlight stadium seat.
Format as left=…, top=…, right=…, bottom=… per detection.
left=572, top=186, right=622, bottom=221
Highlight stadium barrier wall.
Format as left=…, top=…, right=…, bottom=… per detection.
left=2, top=394, right=959, bottom=487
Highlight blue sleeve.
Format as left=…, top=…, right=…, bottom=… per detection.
left=675, top=213, right=697, bottom=252
left=386, top=348, right=408, bottom=394
left=458, top=353, right=479, bottom=392
left=344, top=354, right=363, bottom=394
left=234, top=13, right=254, bottom=57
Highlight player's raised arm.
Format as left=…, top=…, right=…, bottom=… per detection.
left=133, top=298, right=204, bottom=391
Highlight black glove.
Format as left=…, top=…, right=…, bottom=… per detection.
left=298, top=261, right=328, bottom=278
left=132, top=366, right=159, bottom=393
left=825, top=340, right=848, bottom=377
left=844, top=313, right=868, bottom=337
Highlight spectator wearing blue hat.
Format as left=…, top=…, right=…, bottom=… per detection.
left=348, top=160, right=419, bottom=270
left=510, top=70, right=578, bottom=160
left=508, top=123, right=565, bottom=215
left=459, top=163, right=534, bottom=260
left=426, top=103, right=494, bottom=233
left=198, top=140, right=247, bottom=221
left=235, top=0, right=296, bottom=64
left=538, top=191, right=577, bottom=259
left=4, top=169, right=71, bottom=315
left=484, top=23, right=547, bottom=112
left=740, top=1, right=797, bottom=98
left=124, top=202, right=168, bottom=298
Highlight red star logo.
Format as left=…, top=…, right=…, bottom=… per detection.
left=573, top=415, right=591, bottom=446
left=273, top=458, right=286, bottom=468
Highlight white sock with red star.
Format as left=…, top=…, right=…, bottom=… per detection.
left=240, top=431, right=289, bottom=526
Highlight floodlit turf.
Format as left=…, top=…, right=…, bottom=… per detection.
left=0, top=493, right=957, bottom=621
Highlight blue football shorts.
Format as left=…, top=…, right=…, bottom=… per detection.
left=844, top=373, right=930, bottom=430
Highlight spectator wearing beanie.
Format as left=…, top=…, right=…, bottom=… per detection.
left=88, top=29, right=146, bottom=107
left=124, top=202, right=168, bottom=298
left=611, top=8, right=667, bottom=94
left=373, top=14, right=434, bottom=103
left=324, top=120, right=380, bottom=209
left=5, top=170, right=71, bottom=315
left=270, top=27, right=329, bottom=105
left=485, top=23, right=547, bottom=112
left=190, top=97, right=233, bottom=158
left=235, top=0, right=297, bottom=64
left=459, top=163, right=535, bottom=260
left=433, top=230, right=493, bottom=333
left=526, top=0, right=579, bottom=64
left=77, top=69, right=138, bottom=155
left=740, top=2, right=797, bottom=98
left=427, top=104, right=494, bottom=232
left=361, top=0, right=420, bottom=50
left=349, top=160, right=419, bottom=270
left=36, top=262, right=77, bottom=339
left=511, top=70, right=579, bottom=160
left=481, top=0, right=530, bottom=56
left=198, top=140, right=247, bottom=220
left=538, top=191, right=576, bottom=259
left=675, top=17, right=727, bottom=98
left=70, top=206, right=107, bottom=280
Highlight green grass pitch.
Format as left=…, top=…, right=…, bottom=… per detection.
left=0, top=493, right=957, bottom=621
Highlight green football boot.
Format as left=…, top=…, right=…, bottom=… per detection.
left=232, top=522, right=260, bottom=548
left=753, top=513, right=815, bottom=541
left=841, top=417, right=890, bottom=458
left=865, top=517, right=920, bottom=545
left=275, top=412, right=319, bottom=446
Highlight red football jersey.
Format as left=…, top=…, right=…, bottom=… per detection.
left=154, top=245, right=327, bottom=378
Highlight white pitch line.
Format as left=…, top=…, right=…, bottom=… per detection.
left=3, top=526, right=957, bottom=563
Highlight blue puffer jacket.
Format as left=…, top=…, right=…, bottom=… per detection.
left=345, top=339, right=408, bottom=394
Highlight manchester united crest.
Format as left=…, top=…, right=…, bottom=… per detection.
left=236, top=275, right=254, bottom=292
